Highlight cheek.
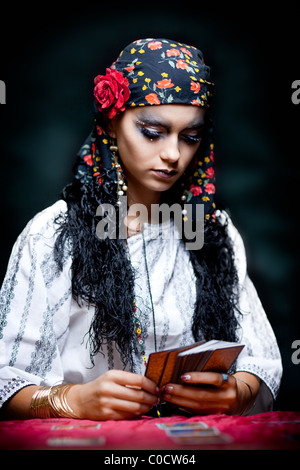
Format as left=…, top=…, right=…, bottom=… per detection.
left=118, top=135, right=154, bottom=170
left=179, top=146, right=199, bottom=171
left=117, top=136, right=137, bottom=167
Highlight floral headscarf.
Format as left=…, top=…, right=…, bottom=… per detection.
left=75, top=38, right=216, bottom=219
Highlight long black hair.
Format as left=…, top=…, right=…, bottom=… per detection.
left=54, top=130, right=240, bottom=369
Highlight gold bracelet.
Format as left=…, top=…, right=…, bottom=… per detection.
left=48, top=384, right=79, bottom=418
left=30, top=384, right=79, bottom=419
left=30, top=386, right=52, bottom=419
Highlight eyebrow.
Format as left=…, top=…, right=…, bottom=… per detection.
left=136, top=112, right=205, bottom=132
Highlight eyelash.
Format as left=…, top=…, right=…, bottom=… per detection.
left=140, top=128, right=161, bottom=141
left=183, top=134, right=202, bottom=145
left=140, top=128, right=202, bottom=145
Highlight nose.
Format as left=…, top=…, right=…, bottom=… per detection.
left=159, top=135, right=180, bottom=164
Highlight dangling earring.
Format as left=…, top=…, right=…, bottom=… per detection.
left=180, top=178, right=188, bottom=222
left=109, top=141, right=127, bottom=206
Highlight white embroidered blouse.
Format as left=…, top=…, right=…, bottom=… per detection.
left=0, top=200, right=282, bottom=413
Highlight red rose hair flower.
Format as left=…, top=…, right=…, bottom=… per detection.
left=94, top=68, right=130, bottom=119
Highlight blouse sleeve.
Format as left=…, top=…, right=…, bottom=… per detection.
left=226, top=213, right=283, bottom=412
left=0, top=201, right=72, bottom=409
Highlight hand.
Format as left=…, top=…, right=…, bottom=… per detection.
left=160, top=371, right=257, bottom=416
left=67, top=370, right=159, bottom=420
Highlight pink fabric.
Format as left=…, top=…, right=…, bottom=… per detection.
left=0, top=411, right=300, bottom=450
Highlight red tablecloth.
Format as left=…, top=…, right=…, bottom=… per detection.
left=1, top=411, right=300, bottom=450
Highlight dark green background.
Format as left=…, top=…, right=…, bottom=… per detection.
left=0, top=6, right=299, bottom=411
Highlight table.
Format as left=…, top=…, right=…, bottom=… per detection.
left=0, top=411, right=299, bottom=450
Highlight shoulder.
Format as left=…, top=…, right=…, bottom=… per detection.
left=216, top=210, right=245, bottom=248
left=10, top=200, right=68, bottom=260
left=27, top=200, right=67, bottom=237
left=216, top=209, right=247, bottom=282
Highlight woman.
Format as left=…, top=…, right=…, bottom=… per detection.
left=0, top=38, right=282, bottom=420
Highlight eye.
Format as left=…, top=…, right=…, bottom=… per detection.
left=140, top=127, right=162, bottom=141
left=181, top=133, right=202, bottom=145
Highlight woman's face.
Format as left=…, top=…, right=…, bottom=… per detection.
left=108, top=104, right=206, bottom=204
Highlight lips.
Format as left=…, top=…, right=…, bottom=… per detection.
left=152, top=169, right=178, bottom=179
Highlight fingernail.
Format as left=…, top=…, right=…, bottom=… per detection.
left=181, top=374, right=191, bottom=381
left=164, top=385, right=173, bottom=393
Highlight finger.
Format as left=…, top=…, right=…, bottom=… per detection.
left=107, top=370, right=158, bottom=395
left=162, top=392, right=227, bottom=413
left=162, top=375, right=236, bottom=403
left=162, top=383, right=221, bottom=403
left=99, top=396, right=154, bottom=418
left=115, top=383, right=159, bottom=406
left=180, top=371, right=232, bottom=387
left=97, top=378, right=158, bottom=407
left=162, top=383, right=233, bottom=413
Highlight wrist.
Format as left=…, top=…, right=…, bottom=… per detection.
left=66, top=384, right=83, bottom=418
left=30, top=384, right=80, bottom=419
left=227, top=376, right=255, bottom=416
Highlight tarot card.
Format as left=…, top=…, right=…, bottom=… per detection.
left=156, top=421, right=208, bottom=430
left=47, top=436, right=105, bottom=447
left=51, top=423, right=101, bottom=431
left=166, top=426, right=220, bottom=437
